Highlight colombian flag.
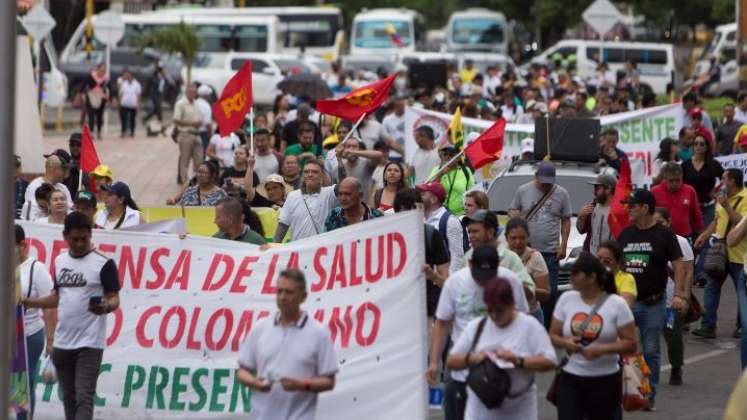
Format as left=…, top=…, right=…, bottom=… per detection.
left=386, top=22, right=405, bottom=47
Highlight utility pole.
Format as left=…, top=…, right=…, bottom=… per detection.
left=534, top=0, right=542, bottom=51
left=739, top=0, right=747, bottom=91
left=0, top=0, right=18, bottom=416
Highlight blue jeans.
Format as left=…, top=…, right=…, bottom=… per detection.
left=738, top=274, right=747, bottom=369
left=701, top=203, right=715, bottom=230
left=541, top=252, right=559, bottom=328
left=633, top=298, right=666, bottom=395
left=18, top=328, right=45, bottom=420
left=702, top=262, right=742, bottom=329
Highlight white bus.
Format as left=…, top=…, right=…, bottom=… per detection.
left=446, top=9, right=510, bottom=55
left=350, top=8, right=425, bottom=56
left=153, top=6, right=344, bottom=60
left=60, top=12, right=281, bottom=65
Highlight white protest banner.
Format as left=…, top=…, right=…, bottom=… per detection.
left=717, top=153, right=747, bottom=178
left=24, top=212, right=427, bottom=419
left=121, top=218, right=187, bottom=234
left=404, top=104, right=684, bottom=188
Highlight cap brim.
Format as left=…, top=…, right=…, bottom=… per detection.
left=470, top=267, right=496, bottom=283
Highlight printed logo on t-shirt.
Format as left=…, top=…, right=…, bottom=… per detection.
left=570, top=312, right=604, bottom=345
left=622, top=242, right=652, bottom=274
left=56, top=268, right=87, bottom=287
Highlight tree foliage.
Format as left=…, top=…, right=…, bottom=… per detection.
left=136, top=21, right=200, bottom=84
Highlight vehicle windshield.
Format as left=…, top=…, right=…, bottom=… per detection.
left=120, top=23, right=268, bottom=53
left=354, top=20, right=411, bottom=48
left=488, top=170, right=593, bottom=215
left=234, top=25, right=269, bottom=52
left=452, top=18, right=504, bottom=45
left=280, top=15, right=339, bottom=48
left=343, top=58, right=394, bottom=74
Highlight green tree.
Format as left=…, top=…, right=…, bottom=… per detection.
left=136, top=21, right=200, bottom=84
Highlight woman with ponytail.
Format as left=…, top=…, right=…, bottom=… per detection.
left=95, top=181, right=142, bottom=230
left=549, top=252, right=636, bottom=420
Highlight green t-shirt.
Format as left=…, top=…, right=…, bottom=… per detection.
left=429, top=165, right=475, bottom=216
left=284, top=143, right=320, bottom=167
left=213, top=226, right=266, bottom=245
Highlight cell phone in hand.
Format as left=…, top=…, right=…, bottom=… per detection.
left=89, top=296, right=102, bottom=306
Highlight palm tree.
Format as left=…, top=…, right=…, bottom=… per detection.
left=136, top=21, right=200, bottom=84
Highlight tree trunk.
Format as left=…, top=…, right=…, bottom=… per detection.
left=186, top=58, right=192, bottom=85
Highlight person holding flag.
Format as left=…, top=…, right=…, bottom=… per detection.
left=428, top=143, right=474, bottom=216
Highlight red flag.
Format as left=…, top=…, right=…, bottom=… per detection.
left=80, top=125, right=101, bottom=172
left=464, top=119, right=506, bottom=169
left=608, top=157, right=632, bottom=238
left=316, top=73, right=397, bottom=121
left=213, top=61, right=253, bottom=137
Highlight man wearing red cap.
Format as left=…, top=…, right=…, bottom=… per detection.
left=417, top=181, right=467, bottom=274
left=682, top=92, right=714, bottom=135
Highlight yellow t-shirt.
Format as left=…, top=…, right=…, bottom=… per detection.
left=715, top=188, right=747, bottom=263
left=459, top=68, right=477, bottom=84
left=615, top=271, right=637, bottom=299
left=733, top=124, right=747, bottom=146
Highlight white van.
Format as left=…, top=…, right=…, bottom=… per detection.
left=446, top=8, right=509, bottom=55
left=693, top=22, right=736, bottom=78
left=350, top=8, right=425, bottom=56
left=531, top=40, right=675, bottom=95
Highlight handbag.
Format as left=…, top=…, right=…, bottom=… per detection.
left=170, top=125, right=180, bottom=144
left=704, top=196, right=743, bottom=281
left=622, top=353, right=652, bottom=411
left=546, top=293, right=611, bottom=405
left=465, top=317, right=534, bottom=409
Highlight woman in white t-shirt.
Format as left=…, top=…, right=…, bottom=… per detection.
left=207, top=132, right=241, bottom=169
left=447, top=278, right=557, bottom=420
left=16, top=225, right=55, bottom=420
left=550, top=252, right=636, bottom=420
left=35, top=189, right=68, bottom=224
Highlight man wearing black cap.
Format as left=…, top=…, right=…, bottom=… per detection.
left=509, top=160, right=571, bottom=326
left=24, top=152, right=73, bottom=220
left=73, top=191, right=98, bottom=222
left=14, top=155, right=28, bottom=219
left=577, top=173, right=617, bottom=254
left=427, top=245, right=529, bottom=420
left=618, top=188, right=687, bottom=410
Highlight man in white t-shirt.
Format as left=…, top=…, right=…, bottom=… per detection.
left=24, top=154, right=73, bottom=220
left=237, top=269, right=337, bottom=420
left=275, top=160, right=338, bottom=242
left=117, top=69, right=141, bottom=137
left=252, top=128, right=282, bottom=181
left=195, top=84, right=213, bottom=156
left=427, top=245, right=529, bottom=420
left=23, top=212, right=120, bottom=420
left=357, top=114, right=394, bottom=151
left=407, top=125, right=441, bottom=185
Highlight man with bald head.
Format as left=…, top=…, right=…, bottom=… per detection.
left=213, top=197, right=265, bottom=245
left=23, top=153, right=73, bottom=220
left=324, top=177, right=383, bottom=231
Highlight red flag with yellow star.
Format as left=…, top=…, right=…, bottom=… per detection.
left=213, top=61, right=253, bottom=137
left=316, top=73, right=397, bottom=121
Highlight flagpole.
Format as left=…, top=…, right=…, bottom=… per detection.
left=338, top=113, right=366, bottom=147
left=78, top=168, right=83, bottom=192
left=426, top=150, right=465, bottom=183
left=249, top=107, right=255, bottom=156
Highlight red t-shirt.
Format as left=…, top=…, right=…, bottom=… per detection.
left=651, top=183, right=704, bottom=237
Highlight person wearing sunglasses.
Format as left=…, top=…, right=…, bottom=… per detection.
left=682, top=133, right=724, bottom=231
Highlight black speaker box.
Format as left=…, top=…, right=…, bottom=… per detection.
left=408, top=62, right=448, bottom=91
left=533, top=117, right=601, bottom=162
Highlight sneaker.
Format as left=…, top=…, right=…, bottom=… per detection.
left=733, top=327, right=741, bottom=339
left=669, top=367, right=683, bottom=386
left=644, top=397, right=656, bottom=412
left=692, top=326, right=716, bottom=339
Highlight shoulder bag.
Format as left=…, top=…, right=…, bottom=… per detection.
left=546, top=293, right=610, bottom=405
left=704, top=196, right=743, bottom=281
left=526, top=184, right=557, bottom=221
left=465, top=317, right=534, bottom=409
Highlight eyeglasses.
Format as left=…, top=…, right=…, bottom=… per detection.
left=694, top=142, right=707, bottom=147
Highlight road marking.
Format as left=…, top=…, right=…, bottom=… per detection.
left=660, top=348, right=731, bottom=372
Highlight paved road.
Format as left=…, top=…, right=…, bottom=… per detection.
left=429, top=286, right=743, bottom=420
left=40, top=126, right=743, bottom=420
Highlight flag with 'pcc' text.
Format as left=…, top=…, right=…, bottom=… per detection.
left=316, top=73, right=397, bottom=122
left=213, top=61, right=253, bottom=137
